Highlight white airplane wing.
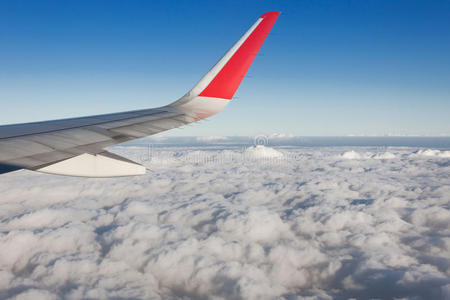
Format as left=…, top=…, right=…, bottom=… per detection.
left=0, top=11, right=280, bottom=177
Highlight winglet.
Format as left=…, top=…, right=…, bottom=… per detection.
left=185, top=11, right=280, bottom=101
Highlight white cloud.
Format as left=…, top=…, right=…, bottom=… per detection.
left=341, top=150, right=373, bottom=159
left=244, top=145, right=284, bottom=159
left=0, top=146, right=449, bottom=299
left=268, top=133, right=295, bottom=139
left=414, top=149, right=450, bottom=158
left=341, top=150, right=396, bottom=160
left=196, top=136, right=229, bottom=142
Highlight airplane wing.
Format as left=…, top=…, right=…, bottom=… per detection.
left=0, top=11, right=280, bottom=177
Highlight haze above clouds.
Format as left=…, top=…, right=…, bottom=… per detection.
left=0, top=145, right=449, bottom=299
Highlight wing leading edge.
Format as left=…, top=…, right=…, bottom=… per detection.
left=0, top=11, right=280, bottom=177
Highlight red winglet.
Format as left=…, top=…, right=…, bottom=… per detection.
left=198, top=11, right=280, bottom=100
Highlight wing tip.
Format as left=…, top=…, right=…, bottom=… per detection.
left=260, top=11, right=281, bottom=19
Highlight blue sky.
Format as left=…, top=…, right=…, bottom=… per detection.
left=1, top=0, right=449, bottom=136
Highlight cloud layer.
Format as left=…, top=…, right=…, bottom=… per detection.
left=0, top=146, right=449, bottom=299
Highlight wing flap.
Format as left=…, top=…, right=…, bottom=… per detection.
left=0, top=139, right=54, bottom=161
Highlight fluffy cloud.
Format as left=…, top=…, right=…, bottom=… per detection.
left=0, top=145, right=449, bottom=299
left=196, top=136, right=229, bottom=143
left=244, top=145, right=284, bottom=159
left=341, top=150, right=396, bottom=160
left=414, top=149, right=450, bottom=158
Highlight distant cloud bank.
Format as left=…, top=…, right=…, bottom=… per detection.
left=128, top=135, right=450, bottom=149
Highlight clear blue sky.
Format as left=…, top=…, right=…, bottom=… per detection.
left=1, top=0, right=449, bottom=136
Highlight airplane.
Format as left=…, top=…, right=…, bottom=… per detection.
left=0, top=11, right=280, bottom=177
